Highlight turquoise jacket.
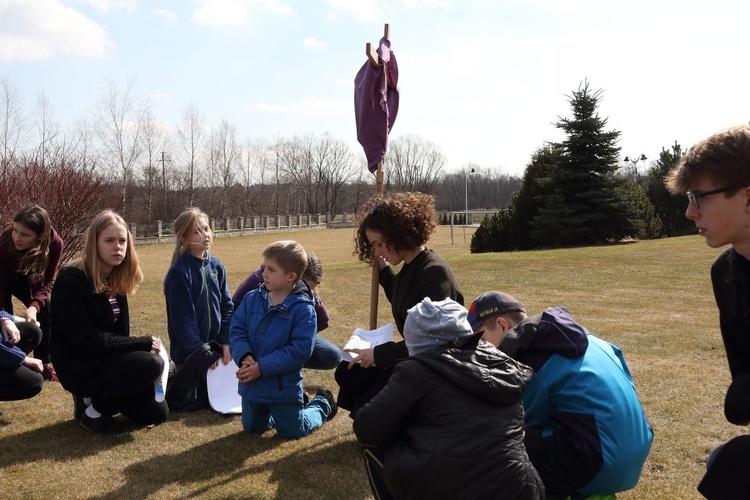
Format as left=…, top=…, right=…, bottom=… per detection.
left=499, top=307, right=653, bottom=496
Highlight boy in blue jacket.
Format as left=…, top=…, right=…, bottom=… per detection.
left=469, top=291, right=653, bottom=498
left=230, top=240, right=336, bottom=439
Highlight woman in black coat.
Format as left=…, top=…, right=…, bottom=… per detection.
left=335, top=192, right=463, bottom=416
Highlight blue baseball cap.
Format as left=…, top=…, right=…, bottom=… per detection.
left=467, top=291, right=526, bottom=329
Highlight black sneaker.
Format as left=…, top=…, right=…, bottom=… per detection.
left=316, top=387, right=338, bottom=421
left=73, top=394, right=86, bottom=422
left=79, top=413, right=129, bottom=437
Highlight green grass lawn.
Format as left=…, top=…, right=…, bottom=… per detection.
left=0, top=226, right=734, bottom=499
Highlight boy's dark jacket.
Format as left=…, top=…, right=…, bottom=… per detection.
left=354, top=333, right=545, bottom=499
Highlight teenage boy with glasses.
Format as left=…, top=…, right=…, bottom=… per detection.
left=666, top=123, right=750, bottom=499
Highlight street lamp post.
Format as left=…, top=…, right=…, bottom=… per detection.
left=463, top=167, right=476, bottom=243
left=464, top=167, right=475, bottom=228
left=623, top=153, right=647, bottom=183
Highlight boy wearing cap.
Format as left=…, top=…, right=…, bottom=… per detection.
left=468, top=291, right=653, bottom=498
left=353, top=297, right=544, bottom=499
left=665, top=124, right=750, bottom=499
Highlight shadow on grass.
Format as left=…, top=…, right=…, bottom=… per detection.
left=0, top=420, right=134, bottom=466
left=94, top=430, right=366, bottom=499
left=167, top=407, right=241, bottom=428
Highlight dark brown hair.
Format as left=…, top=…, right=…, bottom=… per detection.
left=354, top=191, right=436, bottom=264
left=8, top=205, right=52, bottom=281
left=666, top=123, right=750, bottom=195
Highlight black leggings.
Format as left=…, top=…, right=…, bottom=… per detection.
left=61, top=351, right=168, bottom=425
left=0, top=322, right=44, bottom=401
left=3, top=273, right=52, bottom=364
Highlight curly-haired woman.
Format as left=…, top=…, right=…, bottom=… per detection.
left=335, top=191, right=464, bottom=416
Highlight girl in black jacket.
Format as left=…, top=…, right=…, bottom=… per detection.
left=51, top=210, right=168, bottom=436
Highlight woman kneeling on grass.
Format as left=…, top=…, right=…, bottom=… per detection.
left=50, top=210, right=168, bottom=436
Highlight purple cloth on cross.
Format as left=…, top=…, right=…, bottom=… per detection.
left=354, top=37, right=399, bottom=173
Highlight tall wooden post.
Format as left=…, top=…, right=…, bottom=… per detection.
left=368, top=23, right=389, bottom=330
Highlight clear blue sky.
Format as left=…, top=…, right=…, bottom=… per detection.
left=1, top=0, right=749, bottom=177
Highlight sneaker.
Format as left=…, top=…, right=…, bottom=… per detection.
left=79, top=413, right=129, bottom=437
left=42, top=364, right=59, bottom=382
left=316, top=387, right=338, bottom=421
left=73, top=394, right=86, bottom=421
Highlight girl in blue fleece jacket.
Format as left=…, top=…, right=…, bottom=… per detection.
left=163, top=208, right=233, bottom=410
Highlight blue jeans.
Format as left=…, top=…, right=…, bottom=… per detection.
left=304, top=337, right=341, bottom=370
left=241, top=395, right=330, bottom=439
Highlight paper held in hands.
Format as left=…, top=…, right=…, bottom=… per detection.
left=341, top=323, right=394, bottom=363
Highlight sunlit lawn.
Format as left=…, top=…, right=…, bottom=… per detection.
left=0, top=225, right=733, bottom=499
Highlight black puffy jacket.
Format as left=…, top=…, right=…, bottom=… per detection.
left=354, top=333, right=545, bottom=499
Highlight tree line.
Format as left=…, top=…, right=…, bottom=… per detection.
left=0, top=75, right=520, bottom=261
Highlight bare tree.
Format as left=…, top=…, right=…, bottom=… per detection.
left=139, top=110, right=168, bottom=220
left=313, top=133, right=357, bottom=214
left=94, top=77, right=148, bottom=217
left=0, top=78, right=30, bottom=176
left=207, top=120, right=240, bottom=216
left=276, top=135, right=311, bottom=214
left=176, top=102, right=206, bottom=208
left=33, top=91, right=60, bottom=165
left=385, top=134, right=446, bottom=193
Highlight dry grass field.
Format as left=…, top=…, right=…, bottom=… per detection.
left=0, top=225, right=736, bottom=499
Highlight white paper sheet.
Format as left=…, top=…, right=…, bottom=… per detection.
left=206, top=359, right=242, bottom=414
left=340, top=323, right=394, bottom=363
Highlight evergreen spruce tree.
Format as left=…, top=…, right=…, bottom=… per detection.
left=645, top=142, right=696, bottom=237
left=532, top=81, right=641, bottom=246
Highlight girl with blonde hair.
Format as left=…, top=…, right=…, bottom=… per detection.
left=50, top=210, right=167, bottom=436
left=163, top=208, right=233, bottom=411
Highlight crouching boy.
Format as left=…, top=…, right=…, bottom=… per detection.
left=230, top=240, right=336, bottom=438
left=354, top=297, right=544, bottom=499
left=469, top=291, right=653, bottom=498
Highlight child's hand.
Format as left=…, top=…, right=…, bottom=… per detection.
left=23, top=356, right=43, bottom=373
left=151, top=337, right=162, bottom=352
left=23, top=306, right=39, bottom=324
left=345, top=347, right=376, bottom=369
left=236, top=362, right=261, bottom=383
left=1, top=319, right=20, bottom=344
left=222, top=344, right=232, bottom=365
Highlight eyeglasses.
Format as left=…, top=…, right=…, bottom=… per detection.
left=686, top=186, right=738, bottom=210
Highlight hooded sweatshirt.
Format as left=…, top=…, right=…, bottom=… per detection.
left=499, top=306, right=653, bottom=496
left=354, top=333, right=544, bottom=499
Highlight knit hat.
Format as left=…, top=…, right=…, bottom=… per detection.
left=404, top=297, right=475, bottom=356
left=467, top=291, right=526, bottom=330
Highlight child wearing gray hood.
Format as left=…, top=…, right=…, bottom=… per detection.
left=353, top=297, right=544, bottom=500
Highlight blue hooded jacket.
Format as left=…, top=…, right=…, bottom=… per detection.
left=229, top=280, right=316, bottom=403
left=499, top=306, right=653, bottom=496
